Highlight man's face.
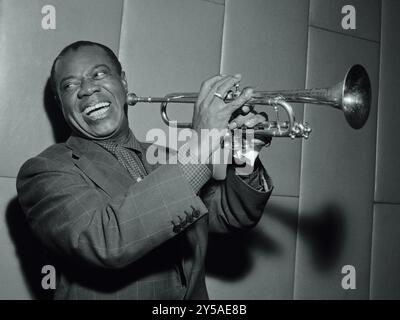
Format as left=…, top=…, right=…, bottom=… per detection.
left=54, top=45, right=128, bottom=140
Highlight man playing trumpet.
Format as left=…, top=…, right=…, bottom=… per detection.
left=17, top=41, right=273, bottom=299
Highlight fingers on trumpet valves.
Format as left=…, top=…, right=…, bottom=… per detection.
left=212, top=74, right=242, bottom=102
left=228, top=87, right=255, bottom=113
left=226, top=83, right=241, bottom=100
left=228, top=108, right=266, bottom=131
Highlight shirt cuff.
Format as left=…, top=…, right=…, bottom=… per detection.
left=235, top=157, right=273, bottom=192
left=177, top=142, right=212, bottom=194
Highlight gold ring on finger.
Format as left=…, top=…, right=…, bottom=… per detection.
left=213, top=92, right=225, bottom=101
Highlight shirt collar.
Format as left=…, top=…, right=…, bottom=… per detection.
left=95, top=129, right=143, bottom=154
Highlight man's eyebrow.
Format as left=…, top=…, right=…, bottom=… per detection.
left=92, top=64, right=111, bottom=71
left=60, top=76, right=76, bottom=83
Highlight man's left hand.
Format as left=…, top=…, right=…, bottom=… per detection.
left=226, top=110, right=270, bottom=167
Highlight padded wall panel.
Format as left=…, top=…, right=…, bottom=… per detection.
left=310, top=0, right=381, bottom=42
left=221, top=0, right=309, bottom=197
left=370, top=204, right=400, bottom=299
left=375, top=0, right=400, bottom=203
left=0, top=0, right=123, bottom=177
left=0, top=178, right=31, bottom=299
left=118, top=0, right=224, bottom=142
left=206, top=196, right=298, bottom=299
left=294, top=28, right=379, bottom=299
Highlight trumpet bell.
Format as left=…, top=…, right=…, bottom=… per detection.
left=341, top=64, right=371, bottom=129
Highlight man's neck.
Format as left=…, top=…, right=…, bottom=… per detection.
left=106, top=127, right=131, bottom=144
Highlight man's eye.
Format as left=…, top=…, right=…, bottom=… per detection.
left=63, top=83, right=76, bottom=91
left=94, top=71, right=107, bottom=79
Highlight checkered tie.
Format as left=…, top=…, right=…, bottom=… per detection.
left=97, top=134, right=147, bottom=181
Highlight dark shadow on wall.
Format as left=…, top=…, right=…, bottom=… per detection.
left=269, top=202, right=346, bottom=271
left=206, top=202, right=345, bottom=280
left=6, top=197, right=53, bottom=300
left=206, top=227, right=282, bottom=281
left=43, top=78, right=71, bottom=143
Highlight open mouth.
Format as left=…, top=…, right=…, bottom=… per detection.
left=83, top=101, right=111, bottom=120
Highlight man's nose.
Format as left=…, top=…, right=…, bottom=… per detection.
left=77, top=79, right=100, bottom=98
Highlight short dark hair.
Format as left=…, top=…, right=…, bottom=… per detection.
left=50, top=41, right=122, bottom=97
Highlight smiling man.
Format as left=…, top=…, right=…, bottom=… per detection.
left=17, top=41, right=273, bottom=300
left=51, top=43, right=129, bottom=141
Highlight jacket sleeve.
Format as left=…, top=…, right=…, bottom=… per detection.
left=16, top=156, right=208, bottom=269
left=200, top=163, right=273, bottom=233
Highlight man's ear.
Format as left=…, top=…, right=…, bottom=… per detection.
left=121, top=71, right=128, bottom=92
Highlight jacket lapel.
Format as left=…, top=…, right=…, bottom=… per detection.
left=65, top=135, right=133, bottom=197
left=65, top=135, right=169, bottom=198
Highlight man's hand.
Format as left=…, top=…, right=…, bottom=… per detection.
left=189, top=74, right=255, bottom=162
left=229, top=110, right=270, bottom=167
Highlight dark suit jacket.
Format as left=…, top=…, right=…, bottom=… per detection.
left=16, top=134, right=272, bottom=299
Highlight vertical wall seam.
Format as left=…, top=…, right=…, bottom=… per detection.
left=369, top=206, right=376, bottom=300
left=219, top=0, right=227, bottom=74
left=293, top=0, right=311, bottom=301
left=374, top=0, right=384, bottom=204
left=370, top=0, right=384, bottom=300
left=117, top=0, right=126, bottom=58
left=0, top=0, right=5, bottom=91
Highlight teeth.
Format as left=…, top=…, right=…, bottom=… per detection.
left=86, top=106, right=110, bottom=120
left=84, top=102, right=110, bottom=115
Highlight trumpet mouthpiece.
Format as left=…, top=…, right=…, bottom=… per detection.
left=127, top=93, right=139, bottom=106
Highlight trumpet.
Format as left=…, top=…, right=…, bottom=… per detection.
left=126, top=64, right=371, bottom=140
